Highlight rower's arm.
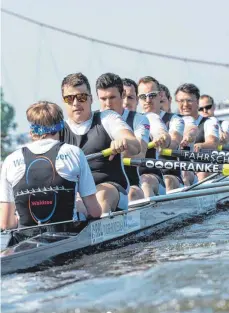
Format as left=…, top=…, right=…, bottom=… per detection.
left=195, top=118, right=219, bottom=150
left=128, top=139, right=148, bottom=158
left=168, top=131, right=183, bottom=149
left=0, top=202, right=18, bottom=230
left=82, top=195, right=102, bottom=218
left=168, top=115, right=184, bottom=149
left=153, top=131, right=171, bottom=149
left=116, top=129, right=141, bottom=157
left=195, top=135, right=219, bottom=150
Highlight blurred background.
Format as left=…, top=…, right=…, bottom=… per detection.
left=1, top=0, right=229, bottom=158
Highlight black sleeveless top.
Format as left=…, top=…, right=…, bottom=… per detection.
left=195, top=116, right=209, bottom=144
left=138, top=113, right=164, bottom=184
left=59, top=111, right=128, bottom=190
left=13, top=143, right=76, bottom=226
left=160, top=112, right=183, bottom=182
left=124, top=111, right=140, bottom=187
left=161, top=112, right=174, bottom=129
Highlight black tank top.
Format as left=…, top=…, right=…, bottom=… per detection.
left=138, top=113, right=164, bottom=182
left=13, top=143, right=76, bottom=226
left=124, top=111, right=140, bottom=187
left=195, top=116, right=209, bottom=144
left=59, top=111, right=128, bottom=190
left=161, top=112, right=183, bottom=181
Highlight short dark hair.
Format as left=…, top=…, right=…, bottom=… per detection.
left=175, top=83, right=200, bottom=100
left=138, top=76, right=160, bottom=90
left=61, top=72, right=91, bottom=94
left=122, top=78, right=138, bottom=96
left=200, top=94, right=215, bottom=105
left=160, top=84, right=171, bottom=100
left=96, top=73, right=123, bottom=95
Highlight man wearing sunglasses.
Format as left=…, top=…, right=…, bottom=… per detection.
left=199, top=95, right=229, bottom=145
left=96, top=73, right=150, bottom=202
left=175, top=84, right=219, bottom=181
left=138, top=76, right=185, bottom=193
left=60, top=72, right=140, bottom=215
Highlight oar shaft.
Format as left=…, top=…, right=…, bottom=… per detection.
left=160, top=149, right=229, bottom=164
left=200, top=148, right=229, bottom=156
left=86, top=148, right=113, bottom=161
left=123, top=158, right=229, bottom=176
left=218, top=145, right=229, bottom=152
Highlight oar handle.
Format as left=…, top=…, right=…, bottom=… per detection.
left=147, top=135, right=167, bottom=150
left=148, top=142, right=156, bottom=149
left=160, top=148, right=173, bottom=156
left=87, top=148, right=113, bottom=161
left=218, top=145, right=229, bottom=152
left=101, top=148, right=113, bottom=157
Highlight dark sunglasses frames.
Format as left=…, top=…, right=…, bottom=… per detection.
left=63, top=93, right=91, bottom=104
left=198, top=104, right=213, bottom=112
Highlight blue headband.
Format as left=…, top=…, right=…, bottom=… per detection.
left=30, top=121, right=64, bottom=135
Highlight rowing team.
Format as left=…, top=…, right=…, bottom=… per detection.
left=0, top=73, right=228, bottom=230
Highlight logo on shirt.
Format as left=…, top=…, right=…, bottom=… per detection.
left=143, top=124, right=150, bottom=130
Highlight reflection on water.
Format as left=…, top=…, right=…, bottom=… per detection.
left=1, top=211, right=229, bottom=313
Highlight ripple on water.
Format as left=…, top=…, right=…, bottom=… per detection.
left=1, top=212, right=229, bottom=313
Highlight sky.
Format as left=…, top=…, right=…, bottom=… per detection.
left=1, top=0, right=229, bottom=133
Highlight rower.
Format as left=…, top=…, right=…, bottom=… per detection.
left=175, top=84, right=220, bottom=181
left=160, top=84, right=172, bottom=113
left=159, top=83, right=197, bottom=186
left=199, top=95, right=229, bottom=145
left=60, top=73, right=140, bottom=214
left=122, top=78, right=139, bottom=112
left=138, top=76, right=184, bottom=193
left=96, top=74, right=149, bottom=201
left=137, top=76, right=171, bottom=196
left=0, top=101, right=101, bottom=229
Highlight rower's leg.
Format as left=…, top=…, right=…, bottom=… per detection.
left=164, top=175, right=180, bottom=192
left=128, top=186, right=144, bottom=201
left=141, top=174, right=159, bottom=197
left=182, top=171, right=196, bottom=186
left=96, top=183, right=119, bottom=214
left=196, top=172, right=211, bottom=182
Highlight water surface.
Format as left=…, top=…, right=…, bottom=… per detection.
left=1, top=211, right=229, bottom=313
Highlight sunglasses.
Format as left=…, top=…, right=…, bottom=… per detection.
left=63, top=93, right=91, bottom=104
left=198, top=104, right=213, bottom=112
left=138, top=91, right=160, bottom=101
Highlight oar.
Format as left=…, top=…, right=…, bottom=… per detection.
left=86, top=142, right=156, bottom=162
left=86, top=148, right=113, bottom=161
left=148, top=142, right=156, bottom=149
left=217, top=145, right=229, bottom=152
left=201, top=147, right=229, bottom=155
left=123, top=158, right=229, bottom=176
left=159, top=148, right=229, bottom=164
left=180, top=173, right=219, bottom=192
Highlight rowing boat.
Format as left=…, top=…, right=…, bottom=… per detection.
left=1, top=178, right=229, bottom=275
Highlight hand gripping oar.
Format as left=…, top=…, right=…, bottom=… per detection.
left=86, top=142, right=156, bottom=162
left=148, top=142, right=156, bottom=149
left=86, top=143, right=156, bottom=162
left=123, top=158, right=229, bottom=176
left=160, top=149, right=229, bottom=164
left=86, top=148, right=113, bottom=161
